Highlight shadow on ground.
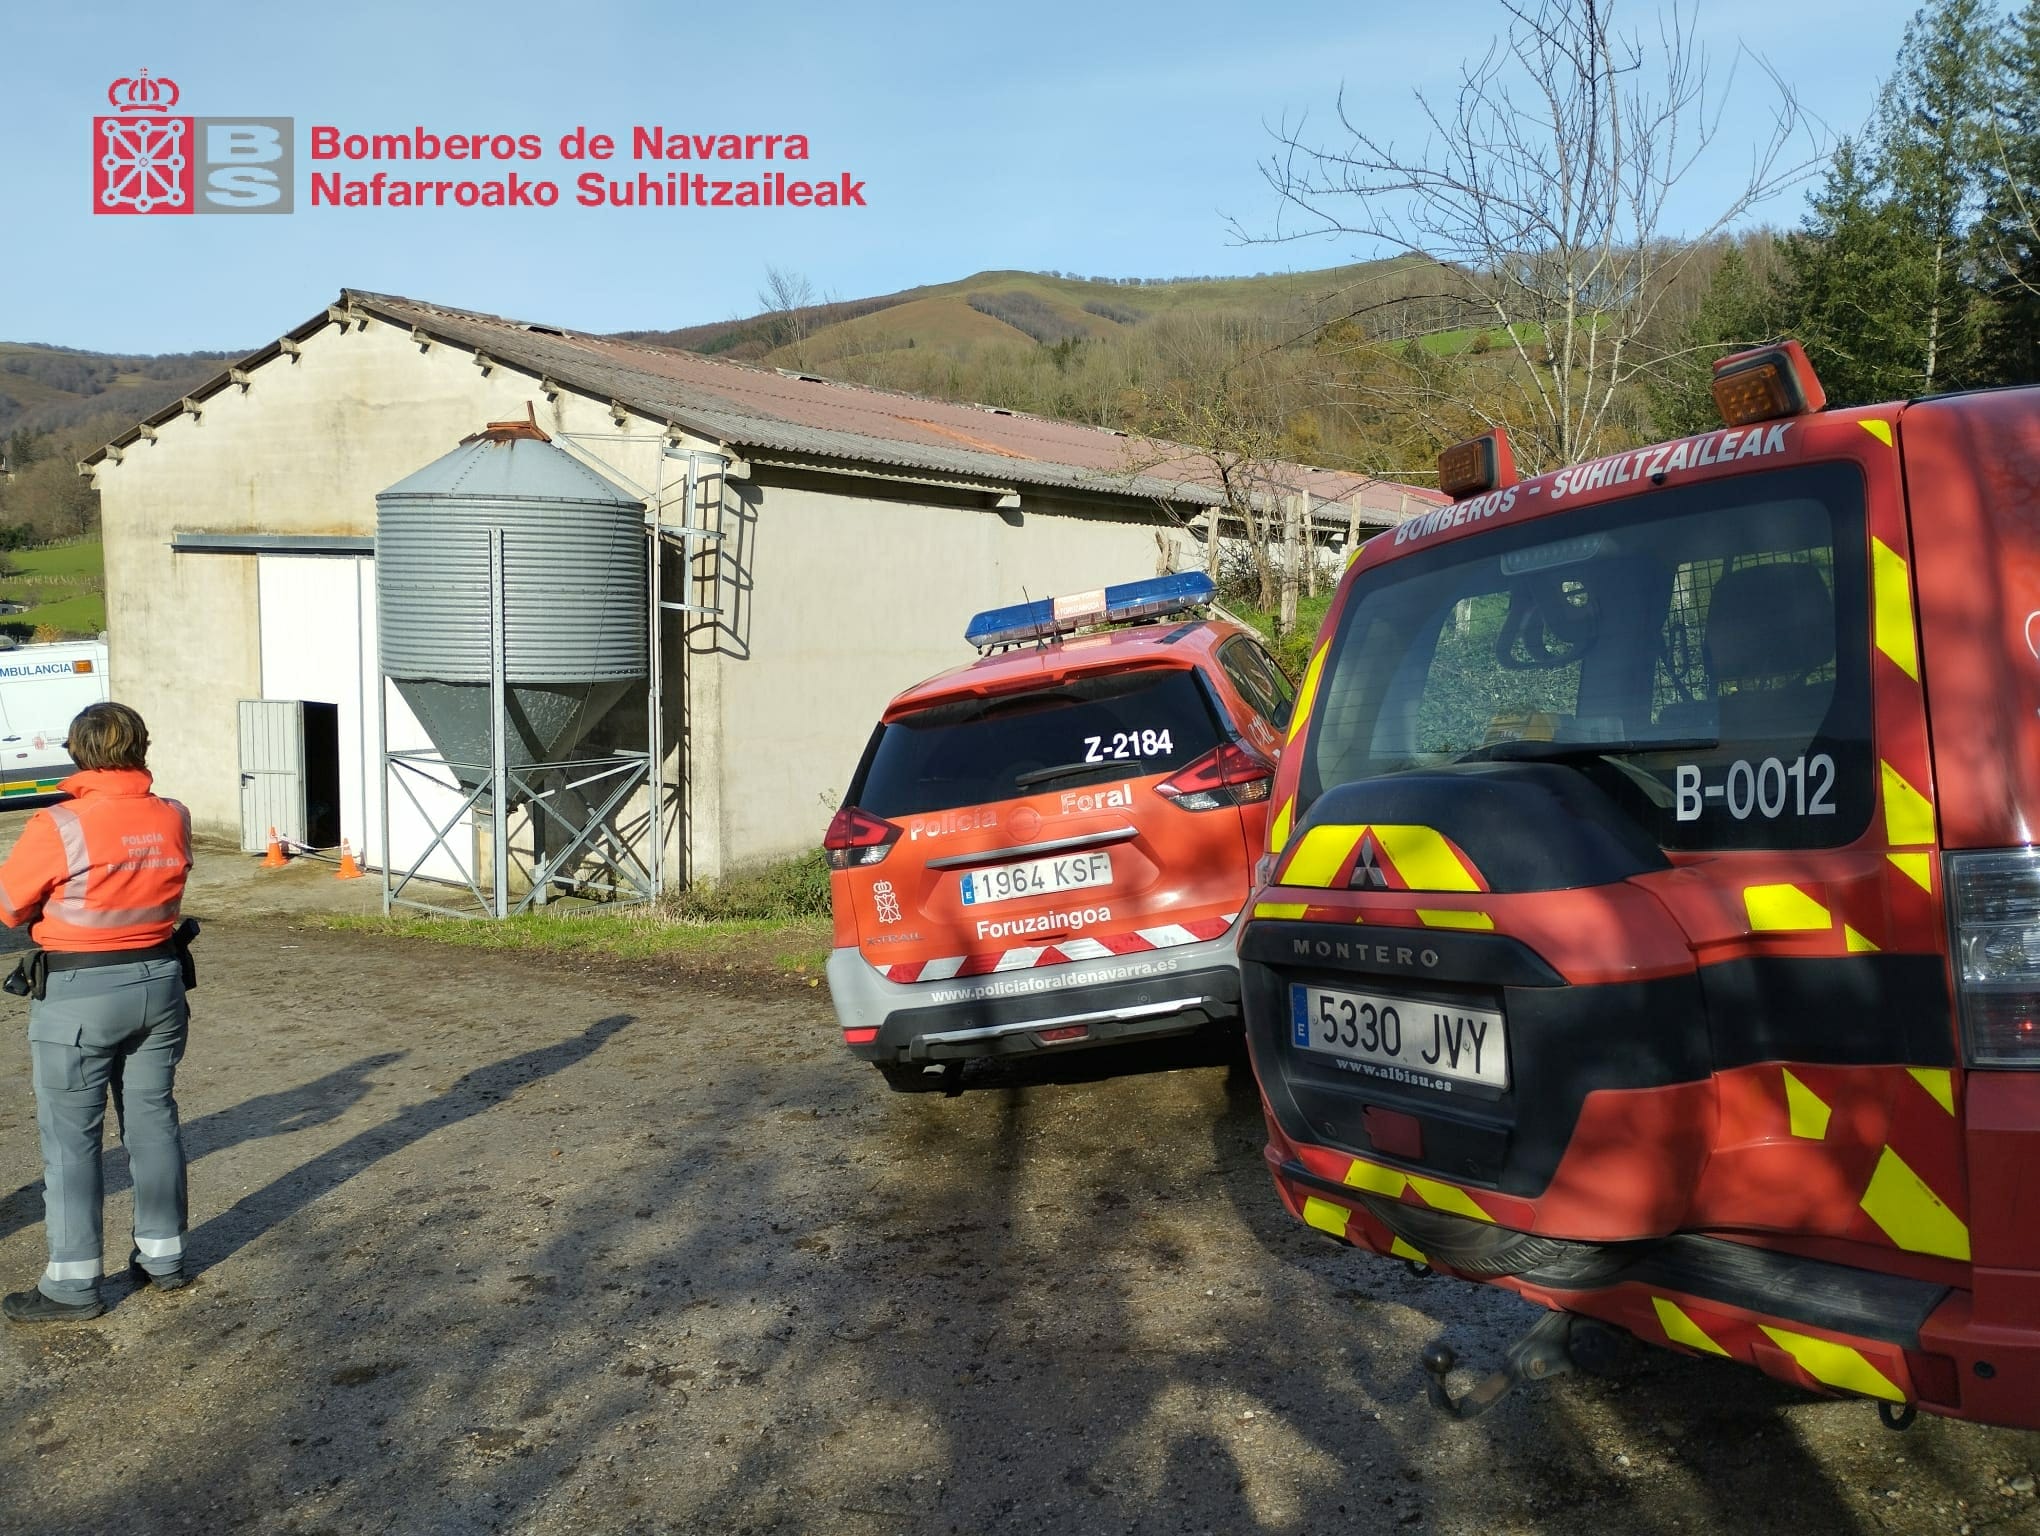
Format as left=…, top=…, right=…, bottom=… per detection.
left=0, top=932, right=2032, bottom=1536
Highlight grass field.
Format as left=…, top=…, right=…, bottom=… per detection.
left=328, top=909, right=832, bottom=974
left=1224, top=590, right=1339, bottom=674
left=327, top=847, right=835, bottom=974
left=0, top=538, right=104, bottom=636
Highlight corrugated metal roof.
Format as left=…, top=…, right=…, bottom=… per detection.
left=86, top=289, right=1447, bottom=521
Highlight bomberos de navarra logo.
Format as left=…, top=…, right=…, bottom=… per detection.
left=90, top=74, right=867, bottom=218
left=92, top=70, right=294, bottom=215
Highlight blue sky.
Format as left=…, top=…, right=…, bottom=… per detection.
left=3, top=0, right=1919, bottom=354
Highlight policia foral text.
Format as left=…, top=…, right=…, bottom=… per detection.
left=0, top=703, right=195, bottom=1322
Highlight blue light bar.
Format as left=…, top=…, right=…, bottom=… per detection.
left=965, top=571, right=1216, bottom=649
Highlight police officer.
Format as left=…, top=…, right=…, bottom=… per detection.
left=0, top=702, right=193, bottom=1322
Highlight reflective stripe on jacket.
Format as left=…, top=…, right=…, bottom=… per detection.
left=0, top=768, right=192, bottom=952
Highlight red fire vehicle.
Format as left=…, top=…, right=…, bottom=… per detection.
left=826, top=573, right=1289, bottom=1092
left=1241, top=342, right=2040, bottom=1428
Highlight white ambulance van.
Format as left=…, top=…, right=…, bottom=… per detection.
left=0, top=639, right=110, bottom=800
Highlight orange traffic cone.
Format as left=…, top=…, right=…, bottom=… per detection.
left=334, top=839, right=364, bottom=880
left=260, top=827, right=289, bottom=869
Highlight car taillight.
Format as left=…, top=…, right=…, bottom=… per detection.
left=1950, top=849, right=2040, bottom=1066
left=1155, top=741, right=1275, bottom=812
left=824, top=806, right=902, bottom=869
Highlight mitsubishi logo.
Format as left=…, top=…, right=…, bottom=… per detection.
left=1350, top=836, right=1390, bottom=890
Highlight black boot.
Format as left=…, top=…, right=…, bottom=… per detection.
left=3, top=1286, right=104, bottom=1323
left=128, top=1258, right=187, bottom=1292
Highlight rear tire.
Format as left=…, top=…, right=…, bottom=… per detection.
left=1358, top=1197, right=1629, bottom=1286
left=876, top=1062, right=947, bottom=1094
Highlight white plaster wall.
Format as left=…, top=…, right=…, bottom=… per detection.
left=93, top=315, right=675, bottom=841
left=94, top=309, right=1202, bottom=884
left=708, top=480, right=1193, bottom=869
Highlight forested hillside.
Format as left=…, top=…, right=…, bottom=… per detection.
left=0, top=343, right=237, bottom=545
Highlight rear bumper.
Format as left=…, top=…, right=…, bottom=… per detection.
left=827, top=934, right=1242, bottom=1064
left=1272, top=1156, right=2040, bottom=1428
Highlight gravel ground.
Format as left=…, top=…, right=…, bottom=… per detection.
left=0, top=834, right=2036, bottom=1535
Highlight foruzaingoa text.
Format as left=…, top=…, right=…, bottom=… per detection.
left=306, top=126, right=867, bottom=209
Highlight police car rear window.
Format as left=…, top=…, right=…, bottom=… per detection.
left=853, top=668, right=1223, bottom=818
left=1303, top=463, right=1874, bottom=852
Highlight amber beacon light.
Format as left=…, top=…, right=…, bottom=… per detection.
left=1436, top=429, right=1517, bottom=501
left=1710, top=340, right=1827, bottom=428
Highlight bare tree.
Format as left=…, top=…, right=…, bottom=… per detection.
left=1123, top=362, right=1296, bottom=613
left=757, top=265, right=820, bottom=366
left=1242, top=0, right=1821, bottom=469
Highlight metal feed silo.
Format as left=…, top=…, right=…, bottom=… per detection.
left=375, top=416, right=647, bottom=789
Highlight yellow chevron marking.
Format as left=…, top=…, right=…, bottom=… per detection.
left=1342, top=1158, right=1409, bottom=1199
left=1416, top=908, right=1495, bottom=931
left=1844, top=926, right=1880, bottom=954
left=1302, top=1196, right=1351, bottom=1238
left=1371, top=824, right=1481, bottom=892
left=1909, top=1067, right=1956, bottom=1116
left=1270, top=796, right=1295, bottom=853
left=1653, top=1297, right=1730, bottom=1356
left=1253, top=901, right=1310, bottom=920
left=1282, top=824, right=1365, bottom=889
left=1744, top=883, right=1832, bottom=932
left=1759, top=1325, right=1905, bottom=1402
left=1860, top=1146, right=1970, bottom=1261
left=1859, top=419, right=1894, bottom=447
left=1782, top=1069, right=1832, bottom=1140
left=1388, top=1237, right=1428, bottom=1263
left=1407, top=1175, right=1495, bottom=1223
left=1288, top=643, right=1330, bottom=745
left=1887, top=851, right=1933, bottom=893
left=1872, top=537, right=1920, bottom=681
left=1880, top=761, right=1936, bottom=847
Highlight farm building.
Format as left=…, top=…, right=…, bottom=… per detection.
left=82, top=289, right=1440, bottom=895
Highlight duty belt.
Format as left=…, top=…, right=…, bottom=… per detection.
left=45, top=942, right=179, bottom=972
left=4, top=917, right=199, bottom=1001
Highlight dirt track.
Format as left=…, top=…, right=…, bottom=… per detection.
left=0, top=846, right=2038, bottom=1534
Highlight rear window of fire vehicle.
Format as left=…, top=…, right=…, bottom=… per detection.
left=1303, top=463, right=1875, bottom=852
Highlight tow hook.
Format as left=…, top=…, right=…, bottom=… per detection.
left=1420, top=1311, right=1595, bottom=1420
left=1878, top=1401, right=1918, bottom=1432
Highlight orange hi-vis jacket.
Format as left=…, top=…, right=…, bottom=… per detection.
left=0, top=769, right=192, bottom=952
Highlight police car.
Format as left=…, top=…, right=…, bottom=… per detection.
left=825, top=572, right=1294, bottom=1091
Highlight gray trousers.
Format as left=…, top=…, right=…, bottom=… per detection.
left=27, top=958, right=189, bottom=1300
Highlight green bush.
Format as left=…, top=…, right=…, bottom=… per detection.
left=669, top=848, right=831, bottom=922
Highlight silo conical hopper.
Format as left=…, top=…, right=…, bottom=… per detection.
left=376, top=415, right=647, bottom=791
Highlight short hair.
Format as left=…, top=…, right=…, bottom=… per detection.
left=66, top=702, right=150, bottom=772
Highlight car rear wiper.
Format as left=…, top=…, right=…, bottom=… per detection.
left=1455, top=736, right=1716, bottom=764
left=1013, top=758, right=1146, bottom=789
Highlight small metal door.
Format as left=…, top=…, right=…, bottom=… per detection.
left=238, top=699, right=306, bottom=853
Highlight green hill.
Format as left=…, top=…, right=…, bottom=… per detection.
left=0, top=342, right=242, bottom=448
left=615, top=260, right=1515, bottom=482
left=616, top=259, right=1478, bottom=370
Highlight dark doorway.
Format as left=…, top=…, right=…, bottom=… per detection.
left=303, top=700, right=340, bottom=848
